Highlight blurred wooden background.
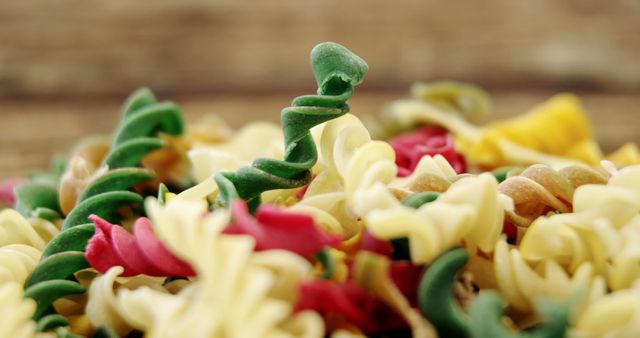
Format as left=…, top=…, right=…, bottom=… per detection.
left=1, top=0, right=639, bottom=178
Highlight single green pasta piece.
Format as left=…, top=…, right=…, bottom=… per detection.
left=215, top=42, right=369, bottom=212
left=418, top=247, right=471, bottom=338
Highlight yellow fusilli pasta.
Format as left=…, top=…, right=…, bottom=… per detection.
left=494, top=238, right=606, bottom=314
left=0, top=282, right=40, bottom=338
left=0, top=208, right=58, bottom=250
left=0, top=209, right=56, bottom=284
left=294, top=114, right=396, bottom=238
left=86, top=266, right=171, bottom=336
left=571, top=285, right=640, bottom=338
left=519, top=165, right=640, bottom=290
left=353, top=171, right=508, bottom=264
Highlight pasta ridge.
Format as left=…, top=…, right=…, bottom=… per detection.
left=519, top=165, right=640, bottom=290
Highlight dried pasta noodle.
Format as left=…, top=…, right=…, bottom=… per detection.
left=0, top=209, right=54, bottom=285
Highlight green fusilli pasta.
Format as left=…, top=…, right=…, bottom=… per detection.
left=215, top=42, right=369, bottom=212
left=23, top=88, right=183, bottom=328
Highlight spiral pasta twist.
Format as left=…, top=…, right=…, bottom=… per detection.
left=518, top=165, right=640, bottom=290
left=318, top=114, right=397, bottom=200
left=0, top=210, right=57, bottom=286
left=571, top=285, right=640, bottom=338
left=0, top=244, right=42, bottom=286
left=21, top=168, right=156, bottom=322
left=494, top=238, right=605, bottom=314
left=22, top=88, right=181, bottom=324
left=59, top=87, right=184, bottom=220
left=86, top=266, right=173, bottom=337
left=499, top=164, right=608, bottom=228
left=387, top=153, right=458, bottom=200
left=416, top=246, right=573, bottom=338
left=353, top=171, right=507, bottom=265
left=0, top=209, right=57, bottom=250
left=215, top=42, right=369, bottom=212
left=0, top=282, right=40, bottom=338
left=293, top=113, right=396, bottom=238
left=63, top=87, right=184, bottom=231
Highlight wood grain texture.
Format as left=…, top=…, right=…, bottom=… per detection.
left=1, top=91, right=638, bottom=179
left=0, top=0, right=639, bottom=98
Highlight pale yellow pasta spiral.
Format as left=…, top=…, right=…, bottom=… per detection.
left=387, top=154, right=458, bottom=200
left=519, top=165, right=640, bottom=290
left=0, top=208, right=58, bottom=249
left=0, top=209, right=57, bottom=284
left=86, top=266, right=171, bottom=336
left=0, top=244, right=42, bottom=285
left=111, top=198, right=324, bottom=338
left=499, top=164, right=608, bottom=228
left=494, top=238, right=606, bottom=314
left=293, top=114, right=396, bottom=238
left=353, top=172, right=508, bottom=264
left=571, top=285, right=640, bottom=338
left=0, top=282, right=39, bottom=338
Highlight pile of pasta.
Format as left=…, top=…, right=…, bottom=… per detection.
left=1, top=42, right=639, bottom=338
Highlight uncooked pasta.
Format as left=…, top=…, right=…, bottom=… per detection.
left=1, top=41, right=639, bottom=338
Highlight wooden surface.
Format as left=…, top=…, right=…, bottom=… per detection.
left=1, top=90, right=638, bottom=179
left=1, top=0, right=639, bottom=98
